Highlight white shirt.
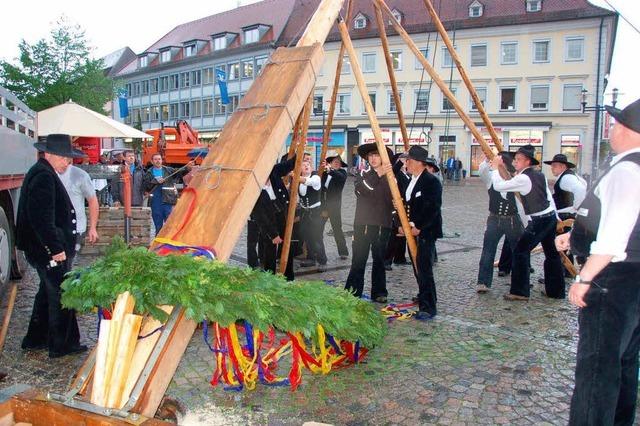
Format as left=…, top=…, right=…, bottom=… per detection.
left=588, top=147, right=640, bottom=262
left=480, top=161, right=529, bottom=225
left=491, top=166, right=557, bottom=217
left=58, top=165, right=96, bottom=234
left=405, top=171, right=423, bottom=201
left=263, top=183, right=276, bottom=200
left=556, top=172, right=588, bottom=214
left=298, top=174, right=321, bottom=196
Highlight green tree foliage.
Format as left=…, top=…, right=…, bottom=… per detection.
left=0, top=17, right=116, bottom=113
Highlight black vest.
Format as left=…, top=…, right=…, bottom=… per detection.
left=299, top=173, right=321, bottom=208
left=553, top=169, right=576, bottom=211
left=488, top=186, right=517, bottom=216
left=571, top=152, right=640, bottom=262
left=520, top=168, right=550, bottom=215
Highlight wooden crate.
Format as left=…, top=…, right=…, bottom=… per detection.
left=80, top=207, right=152, bottom=256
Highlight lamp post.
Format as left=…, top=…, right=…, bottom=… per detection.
left=581, top=87, right=619, bottom=179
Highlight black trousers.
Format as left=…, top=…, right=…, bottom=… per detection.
left=345, top=225, right=390, bottom=298
left=498, top=239, right=512, bottom=273
left=321, top=202, right=348, bottom=257
left=385, top=233, right=407, bottom=264
left=300, top=207, right=327, bottom=265
left=570, top=262, right=640, bottom=426
left=22, top=257, right=80, bottom=354
left=413, top=235, right=437, bottom=315
left=247, top=219, right=260, bottom=268
left=258, top=234, right=294, bottom=281
left=510, top=214, right=564, bottom=298
left=477, top=214, right=523, bottom=287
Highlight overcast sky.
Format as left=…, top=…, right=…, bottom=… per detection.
left=0, top=0, right=637, bottom=107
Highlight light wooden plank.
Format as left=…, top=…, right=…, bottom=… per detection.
left=89, top=320, right=111, bottom=406
left=106, top=314, right=143, bottom=409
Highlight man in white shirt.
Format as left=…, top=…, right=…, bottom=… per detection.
left=556, top=98, right=640, bottom=426
left=298, top=160, right=327, bottom=271
left=58, top=163, right=99, bottom=255
left=490, top=144, right=564, bottom=300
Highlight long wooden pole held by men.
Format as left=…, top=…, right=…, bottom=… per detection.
left=373, top=1, right=411, bottom=151
left=421, top=0, right=503, bottom=152
left=337, top=19, right=418, bottom=265
left=375, top=0, right=495, bottom=160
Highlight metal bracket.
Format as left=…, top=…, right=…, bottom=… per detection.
left=45, top=392, right=150, bottom=425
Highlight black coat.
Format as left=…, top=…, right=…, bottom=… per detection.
left=405, top=171, right=443, bottom=240
left=16, top=159, right=77, bottom=267
left=321, top=168, right=347, bottom=209
left=353, top=168, right=393, bottom=228
left=269, top=155, right=296, bottom=211
left=143, top=165, right=185, bottom=205
left=250, top=189, right=282, bottom=240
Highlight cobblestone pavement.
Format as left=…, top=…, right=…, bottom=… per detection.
left=0, top=177, right=626, bottom=425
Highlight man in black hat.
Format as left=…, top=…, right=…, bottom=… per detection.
left=16, top=134, right=88, bottom=358
left=476, top=152, right=525, bottom=293
left=298, top=160, right=327, bottom=271
left=398, top=146, right=443, bottom=319
left=345, top=143, right=393, bottom=302
left=556, top=98, right=640, bottom=425
left=490, top=144, right=564, bottom=300
left=320, top=154, right=349, bottom=259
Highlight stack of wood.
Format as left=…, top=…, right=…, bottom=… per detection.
left=80, top=207, right=152, bottom=256
left=90, top=292, right=172, bottom=410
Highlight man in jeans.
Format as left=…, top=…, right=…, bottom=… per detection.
left=476, top=152, right=525, bottom=293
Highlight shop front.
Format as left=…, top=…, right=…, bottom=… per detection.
left=508, top=129, right=544, bottom=165
left=560, top=135, right=582, bottom=170
left=357, top=126, right=432, bottom=160
left=285, top=129, right=347, bottom=169
left=470, top=128, right=503, bottom=176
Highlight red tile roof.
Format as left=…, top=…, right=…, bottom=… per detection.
left=278, top=0, right=614, bottom=45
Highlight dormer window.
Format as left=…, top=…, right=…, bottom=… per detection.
left=526, top=0, right=542, bottom=12
left=160, top=50, right=171, bottom=63
left=244, top=28, right=259, bottom=44
left=354, top=13, right=367, bottom=29
left=469, top=1, right=483, bottom=17
left=139, top=55, right=148, bottom=68
left=184, top=44, right=196, bottom=57
left=391, top=9, right=403, bottom=24
left=213, top=36, right=227, bottom=50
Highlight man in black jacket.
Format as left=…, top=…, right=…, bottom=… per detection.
left=320, top=154, right=349, bottom=259
left=345, top=143, right=393, bottom=302
left=399, top=146, right=443, bottom=320
left=16, top=134, right=88, bottom=358
left=111, top=150, right=145, bottom=207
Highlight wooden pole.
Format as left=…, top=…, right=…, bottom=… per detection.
left=288, top=112, right=304, bottom=159
left=373, top=1, right=410, bottom=151
left=337, top=20, right=418, bottom=265
left=374, top=0, right=495, bottom=160
left=421, top=0, right=503, bottom=152
left=0, top=282, right=17, bottom=355
left=279, top=94, right=313, bottom=274
left=318, top=0, right=354, bottom=177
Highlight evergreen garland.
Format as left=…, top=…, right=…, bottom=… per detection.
left=61, top=239, right=386, bottom=348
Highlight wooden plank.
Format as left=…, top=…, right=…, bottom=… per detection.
left=89, top=320, right=111, bottom=406
left=0, top=282, right=17, bottom=356
left=297, top=0, right=345, bottom=47
left=107, top=314, right=142, bottom=409
left=337, top=20, right=419, bottom=266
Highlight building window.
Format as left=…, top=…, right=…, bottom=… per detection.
left=415, top=90, right=430, bottom=112
left=228, top=95, right=240, bottom=113
left=470, top=87, right=487, bottom=111
left=139, top=56, right=148, bottom=68
left=214, top=36, right=226, bottom=51
left=170, top=74, right=179, bottom=90
left=415, top=48, right=429, bottom=69
left=130, top=109, right=140, bottom=124
left=501, top=42, right=518, bottom=65
left=203, top=68, right=214, bottom=85
left=132, top=82, right=140, bottom=96
left=469, top=5, right=483, bottom=17
left=169, top=103, right=179, bottom=119
left=125, top=84, right=131, bottom=97
left=526, top=0, right=542, bottom=12
left=214, top=97, right=225, bottom=115
left=337, top=93, right=351, bottom=115
left=533, top=40, right=550, bottom=63
left=442, top=88, right=457, bottom=112
left=255, top=57, right=267, bottom=75
left=354, top=14, right=367, bottom=29
left=565, top=37, right=584, bottom=61
left=244, top=28, right=259, bottom=44
left=391, top=51, right=402, bottom=70
left=180, top=72, right=190, bottom=88
left=141, top=80, right=149, bottom=95
left=530, top=85, right=549, bottom=110
left=160, top=50, right=171, bottom=63
left=364, top=92, right=376, bottom=114
left=341, top=55, right=351, bottom=74
left=179, top=101, right=190, bottom=118
left=150, top=106, right=159, bottom=121
left=388, top=91, right=402, bottom=113
left=391, top=9, right=402, bottom=24
left=442, top=47, right=455, bottom=68
left=563, top=84, right=583, bottom=111
left=229, top=62, right=240, bottom=80
left=500, top=87, right=517, bottom=111
left=215, top=64, right=226, bottom=78
left=203, top=98, right=213, bottom=116
left=150, top=78, right=159, bottom=94
left=242, top=60, right=254, bottom=78
left=190, top=100, right=202, bottom=117
left=184, top=44, right=196, bottom=57
left=191, top=70, right=201, bottom=86
left=159, top=76, right=169, bottom=92
left=313, top=95, right=323, bottom=115
left=471, top=44, right=487, bottom=67
left=362, top=52, right=376, bottom=73
left=160, top=104, right=169, bottom=121
left=141, top=107, right=150, bottom=122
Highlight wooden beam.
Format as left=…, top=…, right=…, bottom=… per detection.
left=373, top=2, right=410, bottom=151
left=337, top=20, right=418, bottom=266
left=375, top=0, right=495, bottom=159
left=297, top=0, right=345, bottom=47
left=0, top=282, right=17, bottom=356
left=421, top=0, right=503, bottom=152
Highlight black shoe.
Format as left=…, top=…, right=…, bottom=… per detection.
left=538, top=277, right=545, bottom=284
left=497, top=270, right=508, bottom=277
left=374, top=296, right=388, bottom=303
left=415, top=311, right=436, bottom=321
left=21, top=339, right=47, bottom=351
left=411, top=295, right=419, bottom=303
left=49, top=345, right=88, bottom=359
left=384, top=264, right=392, bottom=271
left=339, top=254, right=349, bottom=260
left=299, top=260, right=316, bottom=267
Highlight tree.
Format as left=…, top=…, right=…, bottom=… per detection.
left=0, top=17, right=116, bottom=113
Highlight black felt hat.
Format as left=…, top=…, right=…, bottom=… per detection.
left=514, top=144, right=539, bottom=166
left=425, top=157, right=440, bottom=172
left=357, top=143, right=393, bottom=159
left=407, top=145, right=429, bottom=163
left=325, top=154, right=347, bottom=168
left=34, top=134, right=86, bottom=158
left=498, top=151, right=516, bottom=173
left=543, top=153, right=576, bottom=169
left=606, top=98, right=640, bottom=134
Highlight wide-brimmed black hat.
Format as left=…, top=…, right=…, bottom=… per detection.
left=606, top=98, right=640, bottom=134
left=497, top=151, right=516, bottom=173
left=357, top=143, right=393, bottom=159
left=514, top=144, right=539, bottom=165
left=407, top=145, right=430, bottom=163
left=425, top=157, right=440, bottom=173
left=34, top=134, right=85, bottom=158
left=326, top=154, right=347, bottom=168
left=543, top=153, right=576, bottom=168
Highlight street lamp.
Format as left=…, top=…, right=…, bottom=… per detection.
left=581, top=87, right=618, bottom=112
left=581, top=87, right=619, bottom=179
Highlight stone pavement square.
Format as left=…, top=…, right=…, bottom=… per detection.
left=0, top=177, right=632, bottom=425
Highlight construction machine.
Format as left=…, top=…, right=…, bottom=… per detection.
left=142, top=120, right=208, bottom=167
